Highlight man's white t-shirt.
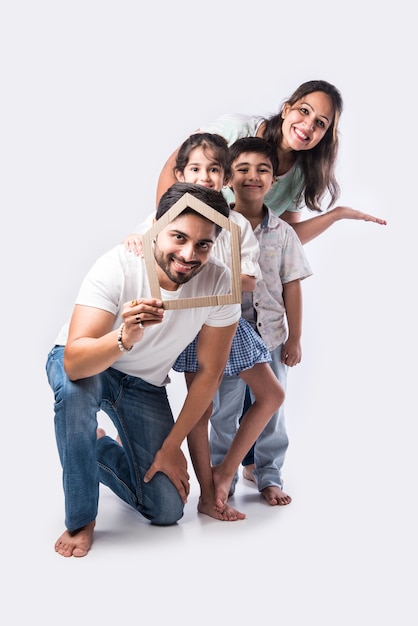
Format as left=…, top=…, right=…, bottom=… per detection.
left=54, top=244, right=241, bottom=387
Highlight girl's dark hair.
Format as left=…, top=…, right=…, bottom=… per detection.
left=156, top=182, right=230, bottom=236
left=229, top=137, right=279, bottom=177
left=262, top=79, right=343, bottom=211
left=174, top=132, right=231, bottom=181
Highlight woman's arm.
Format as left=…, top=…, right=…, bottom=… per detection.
left=281, top=206, right=387, bottom=245
left=155, top=148, right=180, bottom=206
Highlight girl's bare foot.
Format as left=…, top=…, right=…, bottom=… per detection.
left=55, top=521, right=96, bottom=557
left=211, top=465, right=246, bottom=520
left=261, top=485, right=292, bottom=506
left=197, top=496, right=245, bottom=521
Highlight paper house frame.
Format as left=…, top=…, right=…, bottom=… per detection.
left=142, top=192, right=242, bottom=310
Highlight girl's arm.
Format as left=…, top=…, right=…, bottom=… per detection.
left=241, top=274, right=256, bottom=291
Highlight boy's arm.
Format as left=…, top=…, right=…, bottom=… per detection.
left=281, top=279, right=303, bottom=367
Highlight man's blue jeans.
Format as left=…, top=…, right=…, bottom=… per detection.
left=46, top=346, right=184, bottom=531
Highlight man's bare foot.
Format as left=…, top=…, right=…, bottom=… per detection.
left=55, top=521, right=96, bottom=558
left=197, top=496, right=245, bottom=521
left=261, top=485, right=292, bottom=506
left=242, top=464, right=256, bottom=483
left=97, top=429, right=122, bottom=445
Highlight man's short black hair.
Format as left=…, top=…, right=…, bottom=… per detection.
left=156, top=182, right=230, bottom=237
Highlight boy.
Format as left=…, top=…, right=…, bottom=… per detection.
left=210, top=137, right=313, bottom=506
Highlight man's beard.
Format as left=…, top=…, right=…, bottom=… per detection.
left=154, top=247, right=203, bottom=286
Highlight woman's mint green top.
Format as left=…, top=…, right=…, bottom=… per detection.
left=200, top=113, right=305, bottom=216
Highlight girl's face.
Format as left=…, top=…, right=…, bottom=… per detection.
left=176, top=146, right=225, bottom=191
left=281, top=91, right=334, bottom=152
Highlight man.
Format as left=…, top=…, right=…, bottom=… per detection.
left=46, top=183, right=240, bottom=558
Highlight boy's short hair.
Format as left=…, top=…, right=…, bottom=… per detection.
left=229, top=137, right=279, bottom=177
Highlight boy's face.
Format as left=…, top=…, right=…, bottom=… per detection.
left=230, top=152, right=275, bottom=203
left=153, top=212, right=217, bottom=291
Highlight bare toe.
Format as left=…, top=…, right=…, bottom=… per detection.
left=261, top=486, right=292, bottom=506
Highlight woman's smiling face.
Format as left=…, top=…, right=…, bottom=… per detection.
left=281, top=90, right=335, bottom=152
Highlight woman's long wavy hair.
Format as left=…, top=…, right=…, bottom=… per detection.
left=262, top=80, right=343, bottom=212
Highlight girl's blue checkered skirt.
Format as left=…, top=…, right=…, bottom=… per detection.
left=172, top=316, right=271, bottom=375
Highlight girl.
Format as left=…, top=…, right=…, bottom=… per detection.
left=124, top=132, right=285, bottom=521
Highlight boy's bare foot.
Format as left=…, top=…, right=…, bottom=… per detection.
left=55, top=521, right=96, bottom=558
left=242, top=464, right=256, bottom=483
left=261, top=485, right=292, bottom=506
left=197, top=496, right=245, bottom=521
left=242, top=465, right=291, bottom=505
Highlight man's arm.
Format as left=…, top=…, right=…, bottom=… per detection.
left=143, top=321, right=238, bottom=495
left=64, top=299, right=164, bottom=380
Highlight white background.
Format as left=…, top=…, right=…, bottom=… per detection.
left=1, top=2, right=417, bottom=624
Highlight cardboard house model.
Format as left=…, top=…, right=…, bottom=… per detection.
left=142, top=192, right=242, bottom=310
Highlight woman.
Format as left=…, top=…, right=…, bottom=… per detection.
left=156, top=79, right=386, bottom=244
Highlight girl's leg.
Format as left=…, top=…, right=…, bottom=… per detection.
left=241, top=385, right=255, bottom=468
left=184, top=372, right=213, bottom=502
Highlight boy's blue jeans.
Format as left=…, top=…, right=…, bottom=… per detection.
left=46, top=346, right=184, bottom=532
left=210, top=343, right=288, bottom=493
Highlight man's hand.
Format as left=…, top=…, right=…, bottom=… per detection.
left=144, top=443, right=190, bottom=503
left=121, top=298, right=164, bottom=344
